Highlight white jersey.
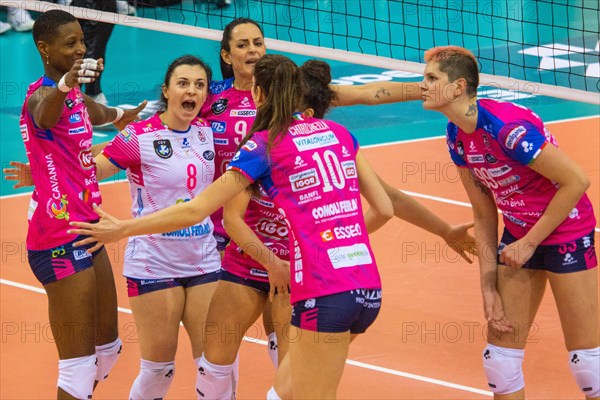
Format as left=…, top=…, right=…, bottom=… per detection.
left=103, top=113, right=221, bottom=279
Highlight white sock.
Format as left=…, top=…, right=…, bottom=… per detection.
left=129, top=359, right=175, bottom=400
left=195, top=354, right=235, bottom=400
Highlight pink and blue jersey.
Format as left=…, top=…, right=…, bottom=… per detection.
left=228, top=115, right=381, bottom=303
left=20, top=76, right=101, bottom=250
left=102, top=113, right=221, bottom=279
left=222, top=185, right=290, bottom=282
left=201, top=78, right=257, bottom=238
left=446, top=99, right=596, bottom=244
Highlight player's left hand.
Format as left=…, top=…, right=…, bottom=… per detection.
left=499, top=239, right=536, bottom=268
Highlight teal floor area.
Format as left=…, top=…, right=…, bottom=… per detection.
left=1, top=2, right=599, bottom=197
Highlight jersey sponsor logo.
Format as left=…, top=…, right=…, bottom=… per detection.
left=521, top=140, right=534, bottom=153
left=242, top=140, right=258, bottom=151
left=467, top=154, right=485, bottom=163
left=229, top=109, right=256, bottom=117
left=179, top=137, right=192, bottom=149
left=469, top=141, right=476, bottom=152
left=341, top=160, right=357, bottom=178
left=239, top=96, right=252, bottom=108
left=256, top=218, right=288, bottom=240
left=488, top=165, right=512, bottom=177
left=47, top=194, right=69, bottom=221
left=214, top=138, right=229, bottom=146
left=312, top=199, right=358, bottom=220
left=68, top=127, right=86, bottom=135
left=51, top=245, right=66, bottom=258
left=73, top=249, right=92, bottom=261
left=64, top=96, right=84, bottom=110
left=161, top=222, right=212, bottom=238
left=502, top=211, right=527, bottom=227
left=211, top=98, right=228, bottom=115
left=569, top=208, right=580, bottom=219
left=203, top=150, right=215, bottom=161
left=153, top=139, right=173, bottom=159
left=341, top=146, right=350, bottom=157
left=251, top=196, right=274, bottom=208
left=333, top=223, right=362, bottom=240
left=79, top=149, right=94, bottom=169
left=298, top=190, right=322, bottom=205
left=197, top=128, right=209, bottom=143
left=20, top=124, right=29, bottom=142
left=249, top=268, right=269, bottom=278
left=292, top=131, right=339, bottom=152
left=485, top=153, right=497, bottom=163
left=482, top=134, right=491, bottom=147
left=79, top=138, right=93, bottom=148
left=290, top=168, right=320, bottom=192
left=505, top=126, right=527, bottom=149
left=498, top=175, right=520, bottom=187
left=294, top=155, right=308, bottom=168
left=320, top=229, right=334, bottom=242
left=211, top=121, right=227, bottom=133
left=69, top=113, right=82, bottom=124
left=327, top=243, right=372, bottom=269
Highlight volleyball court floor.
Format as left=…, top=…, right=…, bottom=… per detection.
left=1, top=14, right=599, bottom=399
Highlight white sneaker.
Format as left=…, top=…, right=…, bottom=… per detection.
left=116, top=1, right=136, bottom=16
left=7, top=7, right=35, bottom=32
left=0, top=21, right=11, bottom=34
left=89, top=92, right=109, bottom=106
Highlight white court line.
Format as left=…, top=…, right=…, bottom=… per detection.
left=0, top=277, right=493, bottom=397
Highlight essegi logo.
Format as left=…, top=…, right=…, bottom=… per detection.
left=211, top=98, right=228, bottom=115
left=154, top=139, right=173, bottom=159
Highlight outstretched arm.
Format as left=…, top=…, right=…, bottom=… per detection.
left=68, top=170, right=251, bottom=244
left=332, top=81, right=421, bottom=106
left=379, top=177, right=476, bottom=263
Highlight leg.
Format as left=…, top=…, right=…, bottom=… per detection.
left=270, top=294, right=292, bottom=367
left=548, top=268, right=599, bottom=399
left=92, top=249, right=120, bottom=385
left=485, top=266, right=548, bottom=400
left=289, top=326, right=351, bottom=399
left=128, top=286, right=185, bottom=399
left=196, top=280, right=267, bottom=399
left=182, top=281, right=219, bottom=359
left=45, top=267, right=98, bottom=399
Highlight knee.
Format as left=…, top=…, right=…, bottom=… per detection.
left=569, top=348, right=600, bottom=398
left=58, top=355, right=97, bottom=399
left=482, top=344, right=525, bottom=395
left=95, top=337, right=122, bottom=381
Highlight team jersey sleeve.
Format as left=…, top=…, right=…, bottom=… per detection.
left=350, top=132, right=360, bottom=154
left=497, top=121, right=547, bottom=165
left=102, top=126, right=141, bottom=170
left=446, top=122, right=467, bottom=167
left=227, top=136, right=270, bottom=183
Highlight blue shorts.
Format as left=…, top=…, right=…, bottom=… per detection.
left=28, top=235, right=103, bottom=286
left=291, top=289, right=382, bottom=334
left=126, top=270, right=221, bottom=297
left=498, top=228, right=597, bottom=273
left=219, top=269, right=271, bottom=294
left=214, top=233, right=230, bottom=252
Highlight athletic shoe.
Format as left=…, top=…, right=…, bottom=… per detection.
left=7, top=7, right=35, bottom=32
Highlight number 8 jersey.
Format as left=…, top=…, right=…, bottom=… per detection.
left=102, top=113, right=221, bottom=279
left=228, top=114, right=381, bottom=303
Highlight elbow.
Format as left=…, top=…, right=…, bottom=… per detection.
left=380, top=203, right=394, bottom=222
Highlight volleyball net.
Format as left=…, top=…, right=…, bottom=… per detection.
left=4, top=0, right=599, bottom=104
